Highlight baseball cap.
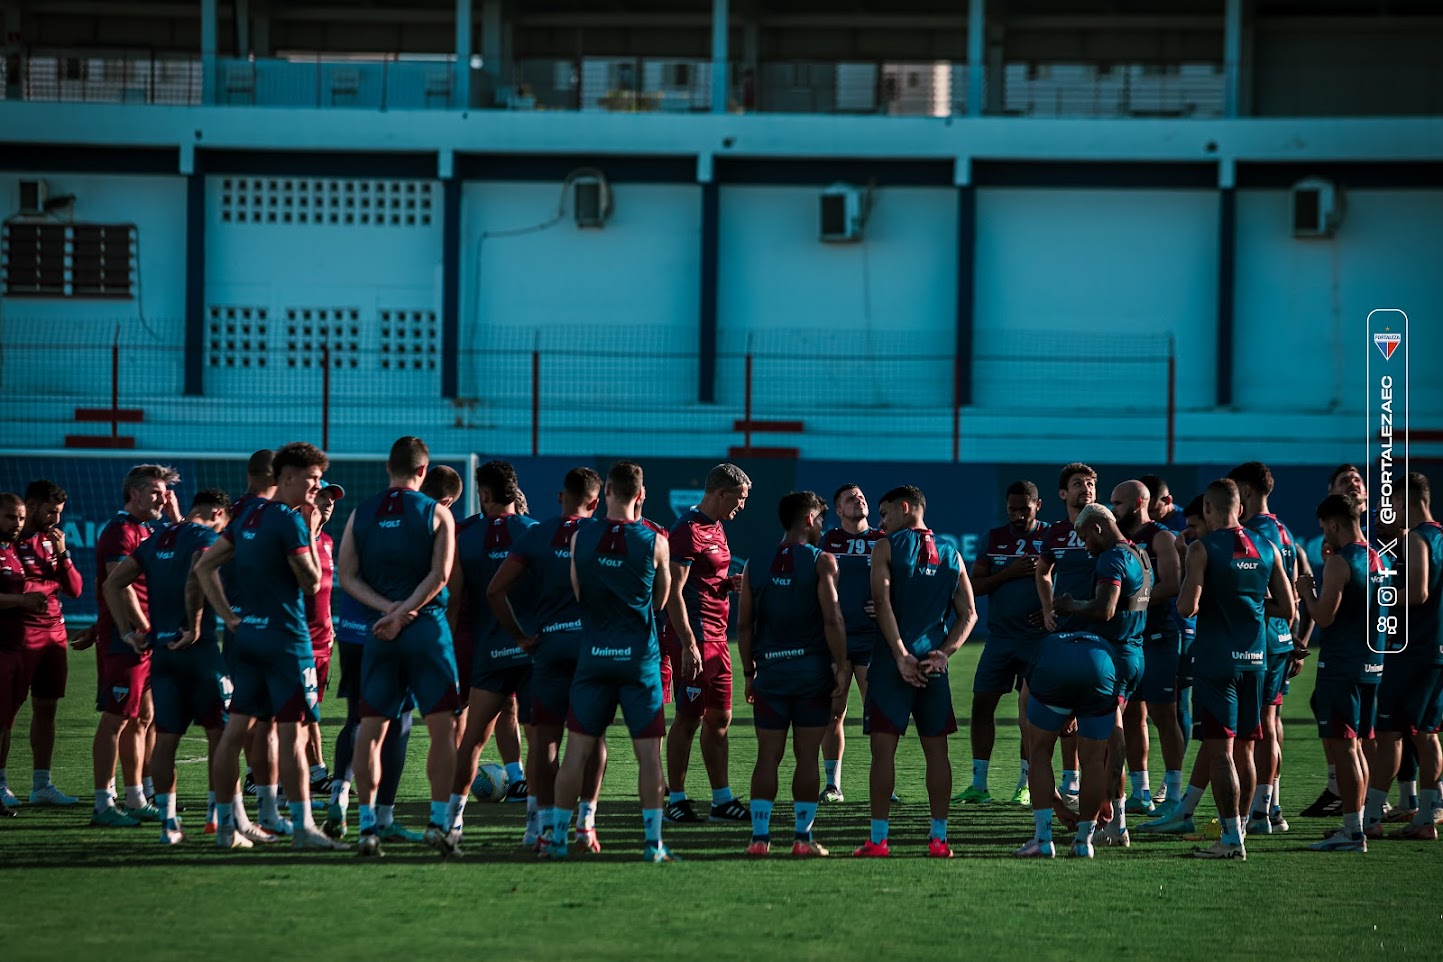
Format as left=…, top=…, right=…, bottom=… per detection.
left=319, top=480, right=345, bottom=500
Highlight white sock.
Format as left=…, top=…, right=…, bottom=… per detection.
left=124, top=784, right=147, bottom=810
left=578, top=800, right=597, bottom=831
left=256, top=785, right=280, bottom=823
left=1177, top=785, right=1204, bottom=819
left=330, top=778, right=350, bottom=807
left=971, top=758, right=990, bottom=791
left=376, top=803, right=395, bottom=829
left=526, top=795, right=540, bottom=838
left=1271, top=777, right=1282, bottom=815
left=1016, top=759, right=1030, bottom=789
left=310, top=764, right=327, bottom=782
left=1112, top=797, right=1127, bottom=830
left=1343, top=809, right=1364, bottom=838
left=1326, top=765, right=1339, bottom=794
left=94, top=789, right=113, bottom=814
left=1414, top=788, right=1441, bottom=826
left=1399, top=779, right=1418, bottom=807
left=824, top=759, right=840, bottom=790
left=1250, top=784, right=1274, bottom=819
left=1164, top=769, right=1183, bottom=799
left=1061, top=770, right=1079, bottom=794
left=1364, top=787, right=1389, bottom=828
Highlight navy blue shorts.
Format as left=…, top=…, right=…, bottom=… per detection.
left=973, top=635, right=1038, bottom=695
left=471, top=663, right=533, bottom=725
left=568, top=664, right=666, bottom=740
left=1193, top=671, right=1263, bottom=741
left=753, top=688, right=832, bottom=731
left=150, top=649, right=230, bottom=735
left=360, top=613, right=461, bottom=720
left=1026, top=632, right=1119, bottom=724
left=1376, top=662, right=1443, bottom=735
left=228, top=632, right=318, bottom=725
left=1138, top=625, right=1182, bottom=705
left=1312, top=675, right=1378, bottom=740
left=531, top=647, right=579, bottom=728
left=863, top=654, right=957, bottom=739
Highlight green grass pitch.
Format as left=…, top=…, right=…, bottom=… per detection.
left=0, top=641, right=1434, bottom=961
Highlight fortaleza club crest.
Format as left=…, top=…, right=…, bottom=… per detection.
left=1374, top=331, right=1401, bottom=360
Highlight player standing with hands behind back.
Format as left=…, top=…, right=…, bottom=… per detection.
left=855, top=485, right=977, bottom=859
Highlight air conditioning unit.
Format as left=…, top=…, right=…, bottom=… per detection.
left=19, top=179, right=48, bottom=213
left=819, top=184, right=864, bottom=243
left=1291, top=178, right=1344, bottom=238
left=573, top=176, right=612, bottom=229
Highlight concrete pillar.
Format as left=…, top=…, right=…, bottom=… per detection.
left=457, top=0, right=475, bottom=108
left=966, top=0, right=984, bottom=116
left=201, top=0, right=218, bottom=104
left=710, top=0, right=729, bottom=114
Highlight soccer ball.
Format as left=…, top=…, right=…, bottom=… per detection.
left=472, top=763, right=509, bottom=803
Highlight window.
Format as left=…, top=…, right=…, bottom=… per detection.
left=1, top=223, right=136, bottom=298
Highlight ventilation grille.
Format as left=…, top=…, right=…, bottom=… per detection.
left=218, top=178, right=434, bottom=227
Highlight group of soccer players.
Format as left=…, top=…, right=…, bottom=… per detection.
left=0, top=444, right=1439, bottom=863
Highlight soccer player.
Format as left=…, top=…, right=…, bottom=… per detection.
left=302, top=481, right=343, bottom=798
left=1140, top=473, right=1186, bottom=534
left=13, top=480, right=83, bottom=807
left=323, top=468, right=460, bottom=842
left=1170, top=479, right=1293, bottom=860
left=0, top=493, right=46, bottom=819
left=1228, top=461, right=1303, bottom=834
left=817, top=483, right=884, bottom=804
left=194, top=442, right=344, bottom=851
left=340, top=436, right=462, bottom=858
left=1014, top=631, right=1120, bottom=859
left=104, top=488, right=232, bottom=843
left=663, top=463, right=751, bottom=824
left=1300, top=464, right=1369, bottom=818
left=737, top=491, right=848, bottom=857
left=487, top=467, right=608, bottom=854
left=1368, top=471, right=1443, bottom=838
left=546, top=460, right=675, bottom=861
left=1109, top=479, right=1182, bottom=816
left=1294, top=494, right=1386, bottom=852
left=449, top=460, right=540, bottom=841
left=1053, top=503, right=1152, bottom=849
left=226, top=451, right=283, bottom=832
left=855, top=485, right=976, bottom=858
left=961, top=480, right=1049, bottom=807
left=1035, top=462, right=1098, bottom=799
left=88, top=464, right=173, bottom=827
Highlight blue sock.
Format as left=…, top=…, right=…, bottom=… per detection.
left=642, top=808, right=662, bottom=845
left=1034, top=809, right=1052, bottom=843
left=358, top=803, right=377, bottom=834
left=823, top=759, right=840, bottom=789
left=930, top=817, right=948, bottom=842
left=870, top=819, right=888, bottom=844
left=219, top=802, right=235, bottom=829
left=750, top=799, right=773, bottom=841
left=505, top=762, right=525, bottom=785
left=668, top=791, right=687, bottom=805
left=711, top=786, right=734, bottom=806
left=794, top=801, right=818, bottom=841
left=429, top=800, right=449, bottom=830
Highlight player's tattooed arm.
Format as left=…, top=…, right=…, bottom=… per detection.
left=1057, top=581, right=1119, bottom=623
left=816, top=552, right=850, bottom=694
left=191, top=537, right=238, bottom=632
left=1175, top=540, right=1206, bottom=619
left=1035, top=553, right=1058, bottom=631
left=1297, top=553, right=1346, bottom=629
left=1262, top=543, right=1296, bottom=624
left=1149, top=529, right=1181, bottom=602
left=487, top=554, right=535, bottom=650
